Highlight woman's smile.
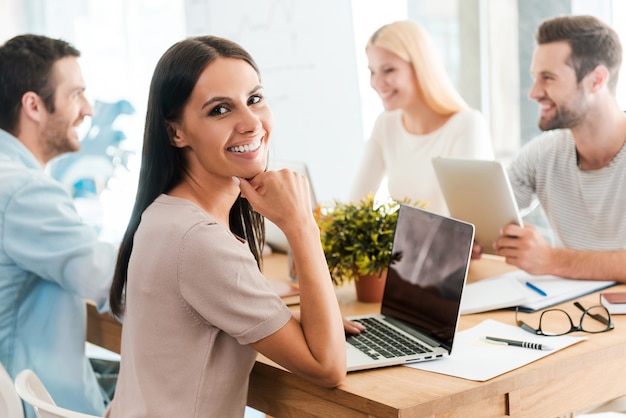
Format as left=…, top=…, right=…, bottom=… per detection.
left=227, top=138, right=262, bottom=153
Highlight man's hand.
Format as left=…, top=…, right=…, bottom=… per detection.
left=494, top=223, right=554, bottom=275
left=471, top=241, right=482, bottom=259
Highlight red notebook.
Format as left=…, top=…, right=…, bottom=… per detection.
left=600, top=292, right=626, bottom=314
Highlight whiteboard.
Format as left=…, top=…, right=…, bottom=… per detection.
left=184, top=0, right=364, bottom=203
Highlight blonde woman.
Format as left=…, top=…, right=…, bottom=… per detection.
left=351, top=20, right=494, bottom=215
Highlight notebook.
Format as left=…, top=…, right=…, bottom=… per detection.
left=345, top=204, right=475, bottom=372
left=466, top=270, right=616, bottom=313
left=431, top=157, right=523, bottom=255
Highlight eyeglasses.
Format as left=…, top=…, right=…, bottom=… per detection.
left=515, top=302, right=614, bottom=336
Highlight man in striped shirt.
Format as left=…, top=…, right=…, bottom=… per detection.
left=494, top=15, right=626, bottom=283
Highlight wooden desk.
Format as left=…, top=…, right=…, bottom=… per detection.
left=87, top=253, right=626, bottom=418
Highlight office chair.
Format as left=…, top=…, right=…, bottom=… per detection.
left=0, top=362, right=24, bottom=418
left=14, top=370, right=99, bottom=418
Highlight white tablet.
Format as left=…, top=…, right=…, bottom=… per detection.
left=431, top=157, right=523, bottom=255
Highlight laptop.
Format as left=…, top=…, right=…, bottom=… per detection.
left=431, top=157, right=523, bottom=255
left=345, top=204, right=475, bottom=372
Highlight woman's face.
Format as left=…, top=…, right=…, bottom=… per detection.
left=367, top=44, right=419, bottom=111
left=170, top=56, right=273, bottom=181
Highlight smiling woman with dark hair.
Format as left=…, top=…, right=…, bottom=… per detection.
left=106, top=36, right=347, bottom=417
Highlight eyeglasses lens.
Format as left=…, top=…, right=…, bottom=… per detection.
left=539, top=309, right=573, bottom=335
left=580, top=306, right=611, bottom=332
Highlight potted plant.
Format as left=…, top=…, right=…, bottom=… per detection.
left=315, top=194, right=426, bottom=302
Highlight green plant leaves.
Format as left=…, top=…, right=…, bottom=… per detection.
left=316, top=194, right=400, bottom=286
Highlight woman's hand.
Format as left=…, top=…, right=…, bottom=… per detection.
left=236, top=169, right=313, bottom=233
left=243, top=171, right=347, bottom=387
left=343, top=318, right=366, bottom=335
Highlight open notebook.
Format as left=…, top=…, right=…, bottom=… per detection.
left=461, top=270, right=616, bottom=314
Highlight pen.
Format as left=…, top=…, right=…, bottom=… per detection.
left=485, top=336, right=553, bottom=351
left=525, top=281, right=547, bottom=296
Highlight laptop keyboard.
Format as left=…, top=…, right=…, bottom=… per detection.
left=347, top=317, right=433, bottom=360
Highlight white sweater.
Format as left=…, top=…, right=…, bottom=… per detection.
left=350, top=108, right=494, bottom=214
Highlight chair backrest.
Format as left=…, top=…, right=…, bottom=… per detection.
left=0, top=362, right=24, bottom=418
left=14, top=370, right=99, bottom=418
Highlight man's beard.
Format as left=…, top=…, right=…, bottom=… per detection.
left=538, top=87, right=587, bottom=131
left=42, top=116, right=80, bottom=160
left=539, top=105, right=586, bottom=131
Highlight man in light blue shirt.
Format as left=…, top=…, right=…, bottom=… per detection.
left=0, top=35, right=117, bottom=417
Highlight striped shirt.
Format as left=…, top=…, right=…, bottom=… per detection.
left=508, top=129, right=626, bottom=251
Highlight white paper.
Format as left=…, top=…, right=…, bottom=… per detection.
left=407, top=319, right=585, bottom=381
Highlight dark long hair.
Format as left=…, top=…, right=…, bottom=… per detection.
left=109, top=36, right=265, bottom=318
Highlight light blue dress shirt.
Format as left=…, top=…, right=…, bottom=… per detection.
left=0, top=129, right=116, bottom=417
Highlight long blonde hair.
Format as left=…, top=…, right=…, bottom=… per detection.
left=368, top=20, right=467, bottom=116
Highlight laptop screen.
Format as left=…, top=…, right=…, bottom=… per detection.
left=381, top=205, right=474, bottom=351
